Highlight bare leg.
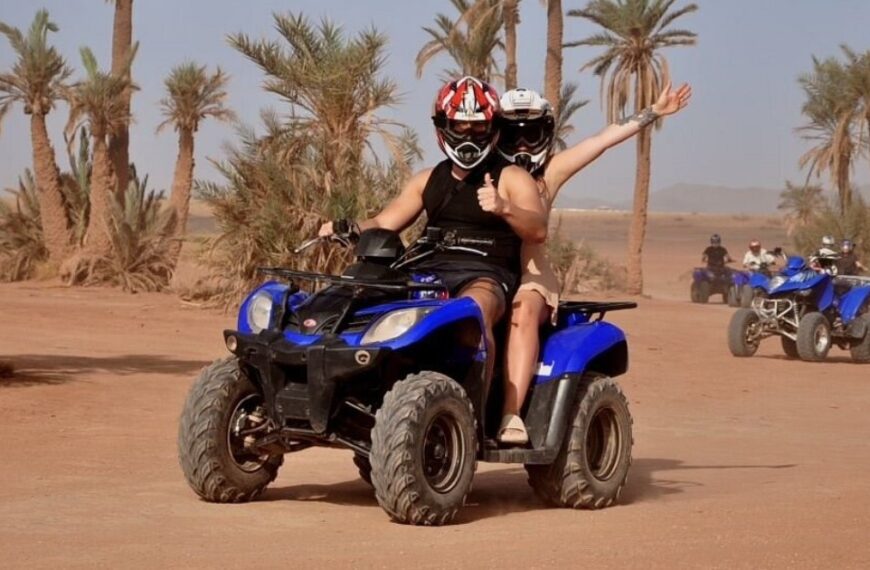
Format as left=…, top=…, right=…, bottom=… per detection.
left=502, top=290, right=549, bottom=418
left=457, top=279, right=506, bottom=386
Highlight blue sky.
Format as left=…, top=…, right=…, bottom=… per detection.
left=1, top=0, right=870, bottom=204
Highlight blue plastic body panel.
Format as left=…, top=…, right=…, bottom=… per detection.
left=838, top=286, right=870, bottom=324
left=731, top=271, right=750, bottom=287
left=749, top=272, right=769, bottom=290
left=534, top=321, right=626, bottom=385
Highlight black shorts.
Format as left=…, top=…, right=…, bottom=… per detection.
left=412, top=258, right=519, bottom=299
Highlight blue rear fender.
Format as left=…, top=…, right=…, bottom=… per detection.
left=749, top=272, right=769, bottom=290
left=732, top=271, right=750, bottom=287
left=534, top=321, right=628, bottom=384
left=838, top=285, right=870, bottom=324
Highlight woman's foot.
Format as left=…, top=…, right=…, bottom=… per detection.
left=497, top=414, right=529, bottom=445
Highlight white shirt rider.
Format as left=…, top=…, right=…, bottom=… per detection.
left=743, top=249, right=776, bottom=271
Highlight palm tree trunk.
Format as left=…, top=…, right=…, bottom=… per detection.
left=30, top=114, right=72, bottom=264
left=85, top=132, right=116, bottom=256
left=167, top=128, right=195, bottom=262
left=543, top=0, right=562, bottom=114
left=503, top=0, right=519, bottom=90
left=626, top=128, right=652, bottom=295
left=109, top=0, right=133, bottom=200
left=837, top=147, right=851, bottom=213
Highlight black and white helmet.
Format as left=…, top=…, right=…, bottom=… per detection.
left=497, top=89, right=555, bottom=174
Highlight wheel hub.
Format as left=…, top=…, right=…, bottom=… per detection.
left=421, top=412, right=464, bottom=494
left=585, top=407, right=622, bottom=482
left=227, top=394, right=271, bottom=473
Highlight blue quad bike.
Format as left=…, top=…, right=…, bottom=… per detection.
left=728, top=256, right=870, bottom=362
left=691, top=266, right=744, bottom=306
left=177, top=228, right=637, bottom=526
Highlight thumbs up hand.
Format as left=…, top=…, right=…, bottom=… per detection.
left=477, top=173, right=508, bottom=216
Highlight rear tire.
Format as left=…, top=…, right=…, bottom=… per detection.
left=849, top=314, right=870, bottom=363
left=728, top=308, right=761, bottom=357
left=370, top=371, right=477, bottom=526
left=526, top=374, right=633, bottom=509
left=796, top=312, right=831, bottom=362
left=178, top=358, right=283, bottom=503
left=780, top=336, right=799, bottom=359
left=690, top=282, right=701, bottom=303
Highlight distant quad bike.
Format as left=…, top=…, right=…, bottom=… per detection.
left=728, top=256, right=870, bottom=362
left=178, top=228, right=636, bottom=526
left=691, top=266, right=740, bottom=305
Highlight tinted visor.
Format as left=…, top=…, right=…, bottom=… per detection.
left=434, top=116, right=495, bottom=146
left=499, top=117, right=554, bottom=153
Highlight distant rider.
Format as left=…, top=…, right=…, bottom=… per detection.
left=810, top=235, right=840, bottom=275
left=742, top=239, right=778, bottom=274
left=702, top=234, right=733, bottom=275
left=836, top=239, right=866, bottom=276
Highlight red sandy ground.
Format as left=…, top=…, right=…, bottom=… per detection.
left=1, top=213, right=869, bottom=568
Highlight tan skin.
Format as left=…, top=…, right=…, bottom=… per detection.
left=501, top=83, right=692, bottom=436
left=319, top=130, right=548, bottom=384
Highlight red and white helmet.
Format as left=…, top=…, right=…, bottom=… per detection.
left=497, top=88, right=555, bottom=174
left=432, top=76, right=501, bottom=169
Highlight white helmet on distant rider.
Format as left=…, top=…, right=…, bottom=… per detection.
left=497, top=88, right=555, bottom=174
left=432, top=76, right=501, bottom=170
left=822, top=235, right=836, bottom=248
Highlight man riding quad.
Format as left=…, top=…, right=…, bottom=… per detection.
left=319, top=76, right=547, bottom=386
left=742, top=239, right=779, bottom=276
left=836, top=239, right=866, bottom=276
left=810, top=235, right=840, bottom=275
left=702, top=234, right=733, bottom=275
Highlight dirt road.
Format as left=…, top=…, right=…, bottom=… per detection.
left=2, top=277, right=869, bottom=569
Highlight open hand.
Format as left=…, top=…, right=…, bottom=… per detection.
left=318, top=221, right=334, bottom=237
left=652, top=82, right=692, bottom=117
left=477, top=173, right=507, bottom=215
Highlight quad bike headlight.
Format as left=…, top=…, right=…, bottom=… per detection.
left=247, top=291, right=274, bottom=333
left=361, top=308, right=435, bottom=344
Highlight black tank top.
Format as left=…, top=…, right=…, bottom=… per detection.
left=421, top=157, right=521, bottom=271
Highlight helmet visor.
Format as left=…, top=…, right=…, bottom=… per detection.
left=435, top=117, right=496, bottom=146
left=499, top=118, right=553, bottom=153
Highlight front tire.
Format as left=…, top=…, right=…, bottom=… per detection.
left=740, top=285, right=754, bottom=308
left=178, top=358, right=283, bottom=503
left=526, top=374, right=633, bottom=509
left=353, top=453, right=373, bottom=486
left=370, top=371, right=477, bottom=526
left=690, top=282, right=701, bottom=303
left=796, top=312, right=831, bottom=362
left=728, top=308, right=761, bottom=357
left=727, top=285, right=739, bottom=307
left=697, top=281, right=711, bottom=304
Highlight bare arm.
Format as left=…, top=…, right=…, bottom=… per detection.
left=319, top=168, right=431, bottom=236
left=544, top=83, right=692, bottom=198
left=478, top=166, right=547, bottom=243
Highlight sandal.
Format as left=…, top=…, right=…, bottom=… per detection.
left=497, top=414, right=529, bottom=445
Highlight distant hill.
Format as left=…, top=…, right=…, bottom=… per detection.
left=555, top=183, right=870, bottom=214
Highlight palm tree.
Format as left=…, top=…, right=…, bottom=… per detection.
left=841, top=45, right=870, bottom=183
left=553, top=82, right=589, bottom=150
left=158, top=62, right=235, bottom=261
left=797, top=55, right=859, bottom=212
left=543, top=0, right=563, bottom=113
left=106, top=0, right=134, bottom=199
left=566, top=0, right=697, bottom=294
left=416, top=0, right=504, bottom=82
left=503, top=0, right=519, bottom=89
left=778, top=181, right=824, bottom=237
left=0, top=10, right=73, bottom=265
left=65, top=45, right=138, bottom=257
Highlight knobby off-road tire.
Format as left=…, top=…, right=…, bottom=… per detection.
left=370, top=371, right=477, bottom=526
left=727, top=286, right=739, bottom=307
left=780, top=336, right=799, bottom=359
left=740, top=285, right=754, bottom=308
left=178, top=357, right=282, bottom=503
left=728, top=308, right=761, bottom=357
left=690, top=282, right=701, bottom=303
left=525, top=374, right=633, bottom=510
left=849, top=314, right=870, bottom=363
left=353, top=453, right=373, bottom=486
left=697, top=281, right=711, bottom=304
left=796, top=312, right=831, bottom=362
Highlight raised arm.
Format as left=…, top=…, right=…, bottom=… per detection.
left=319, top=168, right=431, bottom=236
left=544, top=83, right=692, bottom=195
left=477, top=166, right=547, bottom=243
